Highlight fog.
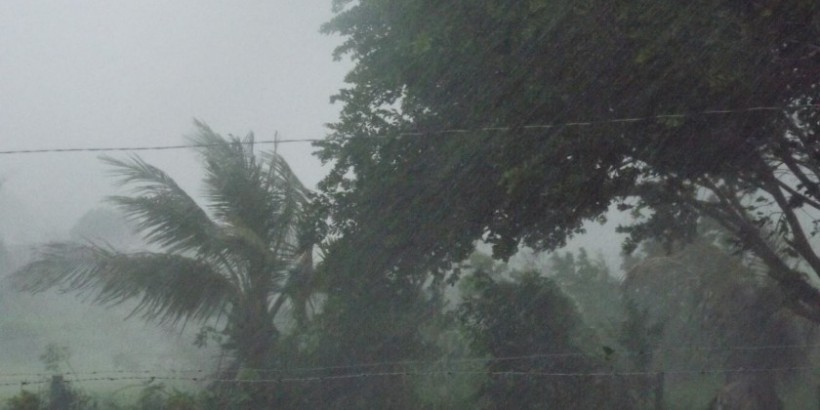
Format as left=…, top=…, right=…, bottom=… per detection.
left=0, top=1, right=625, bottom=386
left=3, top=2, right=810, bottom=409
left=0, top=0, right=346, bottom=242
left=0, top=0, right=349, bottom=395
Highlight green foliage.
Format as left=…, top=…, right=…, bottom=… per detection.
left=458, top=270, right=632, bottom=409
left=460, top=272, right=582, bottom=356
left=3, top=376, right=97, bottom=410
left=411, top=324, right=484, bottom=409
left=134, top=384, right=167, bottom=410
left=3, top=391, right=40, bottom=410
left=7, top=2, right=820, bottom=406
left=621, top=232, right=816, bottom=407
left=618, top=299, right=664, bottom=372
left=13, top=122, right=316, bottom=367
left=318, top=0, right=820, bottom=322
left=550, top=249, right=624, bottom=348
left=122, top=384, right=199, bottom=410
left=624, top=238, right=811, bottom=371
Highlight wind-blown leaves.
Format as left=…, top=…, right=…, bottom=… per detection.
left=102, top=155, right=223, bottom=256
left=13, top=122, right=316, bottom=364
left=188, top=121, right=311, bottom=266
left=261, top=151, right=311, bottom=250
left=318, top=0, right=820, bottom=323
left=15, top=242, right=233, bottom=324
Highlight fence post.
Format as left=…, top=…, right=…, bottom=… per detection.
left=816, top=384, right=820, bottom=410
left=654, top=372, right=665, bottom=410
left=49, top=374, right=69, bottom=410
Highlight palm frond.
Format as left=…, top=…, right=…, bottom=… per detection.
left=11, top=123, right=324, bottom=368
left=219, top=223, right=292, bottom=291
left=188, top=124, right=311, bottom=260
left=14, top=242, right=236, bottom=324
left=261, top=151, right=311, bottom=251
left=190, top=125, right=277, bottom=240
left=101, top=155, right=225, bottom=256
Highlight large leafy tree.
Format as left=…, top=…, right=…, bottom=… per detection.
left=14, top=122, right=316, bottom=366
left=622, top=231, right=813, bottom=408
left=318, top=0, right=820, bottom=321
left=550, top=249, right=624, bottom=345
left=458, top=271, right=632, bottom=409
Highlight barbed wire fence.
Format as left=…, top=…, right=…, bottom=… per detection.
left=0, top=366, right=817, bottom=389
left=2, top=341, right=820, bottom=389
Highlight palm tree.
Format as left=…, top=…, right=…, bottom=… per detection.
left=14, top=122, right=316, bottom=366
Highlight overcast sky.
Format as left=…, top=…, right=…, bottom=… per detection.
left=0, top=1, right=627, bottom=269
left=0, top=0, right=348, bottom=242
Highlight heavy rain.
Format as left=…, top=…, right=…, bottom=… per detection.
left=1, top=1, right=819, bottom=409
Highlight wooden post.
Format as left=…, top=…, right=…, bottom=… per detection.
left=49, top=375, right=69, bottom=410
left=654, top=372, right=665, bottom=410
left=816, top=384, right=820, bottom=410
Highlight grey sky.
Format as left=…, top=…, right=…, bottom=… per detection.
left=0, top=1, right=348, bottom=242
left=0, top=1, right=627, bottom=269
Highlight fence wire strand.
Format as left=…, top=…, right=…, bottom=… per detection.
left=2, top=365, right=819, bottom=388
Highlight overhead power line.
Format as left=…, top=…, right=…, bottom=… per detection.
left=0, top=104, right=817, bottom=156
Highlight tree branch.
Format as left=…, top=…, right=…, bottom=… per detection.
left=772, top=178, right=820, bottom=211
left=687, top=191, right=820, bottom=325
left=758, top=167, right=820, bottom=280
left=778, top=149, right=820, bottom=202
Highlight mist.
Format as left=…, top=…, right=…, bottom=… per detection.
left=2, top=1, right=819, bottom=409
left=0, top=0, right=346, bottom=240
left=0, top=0, right=348, bottom=401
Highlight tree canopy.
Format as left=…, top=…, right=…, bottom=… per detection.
left=459, top=271, right=631, bottom=409
left=14, top=122, right=316, bottom=366
left=318, top=0, right=820, bottom=321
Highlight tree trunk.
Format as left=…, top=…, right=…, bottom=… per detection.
left=708, top=377, right=782, bottom=410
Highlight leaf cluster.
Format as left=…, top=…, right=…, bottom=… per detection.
left=317, top=0, right=820, bottom=321
left=13, top=122, right=314, bottom=365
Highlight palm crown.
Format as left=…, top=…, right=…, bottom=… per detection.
left=14, top=122, right=315, bottom=365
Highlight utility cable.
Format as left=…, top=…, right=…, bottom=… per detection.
left=0, top=104, right=817, bottom=156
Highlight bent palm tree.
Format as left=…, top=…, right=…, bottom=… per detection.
left=14, top=122, right=315, bottom=366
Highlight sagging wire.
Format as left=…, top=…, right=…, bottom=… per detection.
left=0, top=105, right=817, bottom=156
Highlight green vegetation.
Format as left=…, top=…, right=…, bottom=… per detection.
left=318, top=0, right=820, bottom=323
left=5, top=0, right=820, bottom=408
left=15, top=123, right=316, bottom=370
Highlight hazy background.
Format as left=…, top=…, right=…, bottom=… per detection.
left=0, top=0, right=350, bottom=384
left=0, top=0, right=627, bottom=380
left=0, top=0, right=626, bottom=255
left=0, top=0, right=347, bottom=244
